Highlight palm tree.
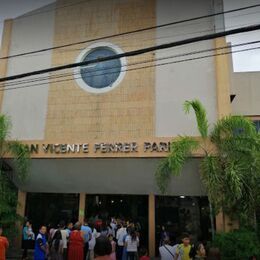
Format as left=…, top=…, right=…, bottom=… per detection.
left=156, top=99, right=260, bottom=237
left=0, top=115, right=30, bottom=236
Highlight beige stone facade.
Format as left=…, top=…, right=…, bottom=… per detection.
left=46, top=0, right=156, bottom=140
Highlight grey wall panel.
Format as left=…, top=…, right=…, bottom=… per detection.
left=15, top=158, right=205, bottom=196
left=1, top=9, right=54, bottom=140
left=155, top=0, right=217, bottom=136
left=231, top=72, right=260, bottom=115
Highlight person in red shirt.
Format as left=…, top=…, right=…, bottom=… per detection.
left=0, top=226, right=9, bottom=260
left=68, top=222, right=84, bottom=260
left=139, top=248, right=150, bottom=260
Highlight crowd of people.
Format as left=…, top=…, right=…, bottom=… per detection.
left=158, top=226, right=223, bottom=260
left=2, top=219, right=257, bottom=260
left=0, top=219, right=219, bottom=260
left=20, top=218, right=145, bottom=260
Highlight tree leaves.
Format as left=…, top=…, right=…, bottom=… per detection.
left=156, top=99, right=260, bottom=227
left=0, top=115, right=10, bottom=144
left=155, top=158, right=171, bottom=194
left=168, top=136, right=199, bottom=176
left=0, top=114, right=30, bottom=238
left=183, top=99, right=209, bottom=139
left=211, top=115, right=257, bottom=146
left=200, top=155, right=223, bottom=211
left=156, top=136, right=199, bottom=194
left=8, top=141, right=30, bottom=182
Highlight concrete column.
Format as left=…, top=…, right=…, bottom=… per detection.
left=214, top=31, right=239, bottom=233
left=0, top=19, right=13, bottom=110
left=15, top=190, right=27, bottom=248
left=78, top=193, right=86, bottom=223
left=216, top=211, right=225, bottom=232
left=216, top=211, right=239, bottom=232
left=148, top=194, right=155, bottom=257
left=215, top=37, right=232, bottom=119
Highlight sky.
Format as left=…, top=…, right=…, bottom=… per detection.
left=224, top=0, right=260, bottom=72
left=0, top=0, right=260, bottom=72
left=0, top=0, right=55, bottom=46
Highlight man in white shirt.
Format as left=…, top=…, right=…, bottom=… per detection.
left=59, top=221, right=69, bottom=260
left=116, top=223, right=127, bottom=260
left=159, top=240, right=179, bottom=260
left=110, top=218, right=117, bottom=238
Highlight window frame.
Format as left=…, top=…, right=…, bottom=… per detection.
left=74, top=42, right=127, bottom=94
left=247, top=115, right=260, bottom=132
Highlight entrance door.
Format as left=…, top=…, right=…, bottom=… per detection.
left=25, top=193, right=79, bottom=231
left=85, top=194, right=148, bottom=248
left=155, top=196, right=211, bottom=254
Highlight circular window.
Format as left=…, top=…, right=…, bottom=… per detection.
left=74, top=43, right=127, bottom=93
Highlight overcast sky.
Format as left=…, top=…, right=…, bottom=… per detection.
left=0, top=0, right=55, bottom=47
left=0, top=0, right=260, bottom=72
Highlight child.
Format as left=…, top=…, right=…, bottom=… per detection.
left=108, top=234, right=116, bottom=260
left=193, top=243, right=206, bottom=259
left=28, top=223, right=35, bottom=240
left=175, top=233, right=192, bottom=260
left=140, top=248, right=150, bottom=260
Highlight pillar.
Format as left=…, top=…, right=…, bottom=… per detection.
left=216, top=211, right=239, bottom=232
left=78, top=193, right=86, bottom=223
left=215, top=37, right=240, bottom=232
left=15, top=190, right=27, bottom=248
left=215, top=37, right=232, bottom=119
left=148, top=194, right=155, bottom=257
left=216, top=211, right=225, bottom=232
left=0, top=19, right=13, bottom=109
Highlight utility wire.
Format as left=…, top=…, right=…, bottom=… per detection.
left=1, top=23, right=260, bottom=83
left=15, top=18, right=260, bottom=58
left=1, top=3, right=260, bottom=60
left=1, top=45, right=259, bottom=92
left=2, top=40, right=260, bottom=88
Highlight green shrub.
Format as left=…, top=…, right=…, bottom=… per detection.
left=213, top=229, right=260, bottom=260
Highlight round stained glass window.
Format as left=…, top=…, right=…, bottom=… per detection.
left=74, top=43, right=126, bottom=94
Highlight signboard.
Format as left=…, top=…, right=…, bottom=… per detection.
left=27, top=141, right=171, bottom=154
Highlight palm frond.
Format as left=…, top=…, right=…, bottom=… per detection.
left=168, top=136, right=199, bottom=175
left=200, top=155, right=223, bottom=211
left=211, top=115, right=257, bottom=145
left=0, top=115, right=11, bottom=157
left=0, top=115, right=11, bottom=141
left=155, top=158, right=171, bottom=194
left=224, top=160, right=244, bottom=198
left=7, top=141, right=30, bottom=181
left=183, top=99, right=209, bottom=138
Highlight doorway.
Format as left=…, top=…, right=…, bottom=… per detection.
left=155, top=196, right=211, bottom=254
left=85, top=194, right=148, bottom=248
left=25, top=193, right=79, bottom=231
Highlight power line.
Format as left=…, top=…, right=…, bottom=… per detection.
left=1, top=3, right=260, bottom=61
left=2, top=40, right=260, bottom=88
left=1, top=23, right=260, bottom=83
left=15, top=18, right=260, bottom=58
left=1, top=45, right=259, bottom=92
